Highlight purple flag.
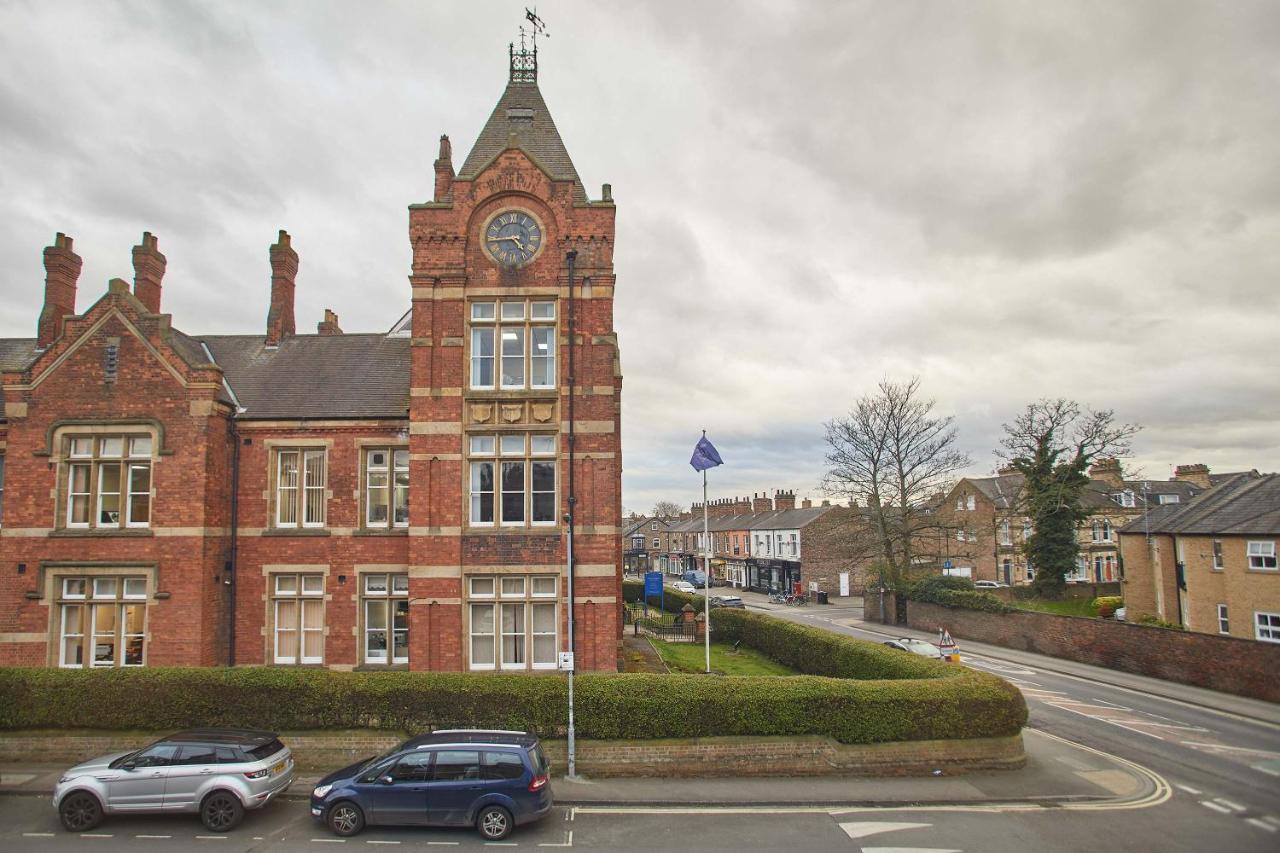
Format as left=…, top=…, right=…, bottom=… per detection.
left=689, top=435, right=723, bottom=472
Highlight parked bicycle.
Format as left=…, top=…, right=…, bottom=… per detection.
left=767, top=591, right=788, bottom=605
left=785, top=593, right=808, bottom=606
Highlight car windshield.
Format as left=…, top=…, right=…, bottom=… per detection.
left=903, top=640, right=941, bottom=655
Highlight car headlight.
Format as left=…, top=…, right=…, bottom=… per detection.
left=312, top=784, right=333, bottom=798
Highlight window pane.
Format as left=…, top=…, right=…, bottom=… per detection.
left=303, top=451, right=326, bottom=525
left=470, top=577, right=495, bottom=598
left=530, top=435, right=556, bottom=455
left=501, top=576, right=525, bottom=597
left=483, top=751, right=526, bottom=780
left=393, top=469, right=409, bottom=525
left=500, top=301, right=525, bottom=320
left=532, top=602, right=556, bottom=632
left=128, top=437, right=152, bottom=457
left=302, top=574, right=324, bottom=595
left=93, top=578, right=117, bottom=599
left=501, top=603, right=525, bottom=665
left=367, top=470, right=389, bottom=525
left=278, top=452, right=298, bottom=525
left=471, top=462, right=494, bottom=524
left=391, top=574, right=409, bottom=594
left=500, top=328, right=524, bottom=387
left=470, top=604, right=495, bottom=666
left=532, top=577, right=556, bottom=597
left=368, top=450, right=388, bottom=469
left=365, top=574, right=388, bottom=594
left=98, top=464, right=121, bottom=525
left=500, top=435, right=525, bottom=456
left=99, top=437, right=123, bottom=458
left=69, top=437, right=93, bottom=457
left=471, top=302, right=495, bottom=321
left=530, top=327, right=555, bottom=387
left=501, top=462, right=525, bottom=523
left=470, top=435, right=495, bottom=455
left=365, top=601, right=388, bottom=661
left=471, top=327, right=495, bottom=388
left=275, top=574, right=298, bottom=595
left=63, top=578, right=87, bottom=598
left=531, top=301, right=555, bottom=319
left=532, top=461, right=555, bottom=523
left=128, top=465, right=151, bottom=525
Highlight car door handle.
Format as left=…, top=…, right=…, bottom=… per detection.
left=149, top=771, right=164, bottom=778
left=200, top=769, right=215, bottom=775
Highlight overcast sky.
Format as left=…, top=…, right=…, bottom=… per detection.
left=2, top=0, right=1277, bottom=514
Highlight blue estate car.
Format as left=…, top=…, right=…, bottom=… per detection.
left=310, top=729, right=553, bottom=841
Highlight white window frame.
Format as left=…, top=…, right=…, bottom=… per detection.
left=62, top=435, right=153, bottom=530
left=966, top=494, right=976, bottom=511
left=1247, top=541, right=1277, bottom=571
left=57, top=574, right=147, bottom=669
left=470, top=300, right=557, bottom=391
left=272, top=573, right=324, bottom=665
left=362, top=573, right=409, bottom=665
left=364, top=448, right=409, bottom=529
left=1255, top=611, right=1280, bottom=643
left=998, top=520, right=1011, bottom=546
left=469, top=433, right=557, bottom=529
left=1217, top=604, right=1229, bottom=635
left=1213, top=540, right=1224, bottom=570
left=467, top=574, right=558, bottom=671
left=275, top=449, right=326, bottom=529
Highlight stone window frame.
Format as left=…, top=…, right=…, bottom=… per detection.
left=361, top=446, right=410, bottom=530
left=1246, top=540, right=1277, bottom=571
left=464, top=573, right=558, bottom=672
left=51, top=568, right=152, bottom=669
left=269, top=571, right=326, bottom=665
left=466, top=432, right=558, bottom=529
left=467, top=299, right=557, bottom=391
left=54, top=428, right=157, bottom=531
left=359, top=571, right=409, bottom=667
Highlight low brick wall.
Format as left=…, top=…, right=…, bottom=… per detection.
left=0, top=730, right=1024, bottom=778
left=899, top=598, right=1280, bottom=703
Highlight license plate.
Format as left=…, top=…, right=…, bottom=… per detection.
left=272, top=760, right=286, bottom=776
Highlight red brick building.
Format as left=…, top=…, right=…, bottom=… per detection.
left=0, top=48, right=623, bottom=673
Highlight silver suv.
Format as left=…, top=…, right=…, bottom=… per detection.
left=53, top=728, right=294, bottom=833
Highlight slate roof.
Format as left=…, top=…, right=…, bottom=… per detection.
left=200, top=334, right=410, bottom=420
left=1121, top=473, right=1279, bottom=536
left=963, top=471, right=1205, bottom=512
left=457, top=81, right=587, bottom=202
left=665, top=506, right=836, bottom=537
left=0, top=338, right=39, bottom=372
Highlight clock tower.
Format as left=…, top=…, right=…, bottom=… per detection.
left=405, top=39, right=622, bottom=672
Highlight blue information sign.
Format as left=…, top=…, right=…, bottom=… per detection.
left=943, top=560, right=953, bottom=569
left=643, top=572, right=663, bottom=597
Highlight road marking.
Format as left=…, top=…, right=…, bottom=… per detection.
left=195, top=836, right=229, bottom=840
left=1175, top=784, right=1202, bottom=795
left=1201, top=800, right=1233, bottom=814
left=426, top=843, right=460, bottom=847
left=1252, top=764, right=1280, bottom=777
left=137, top=835, right=173, bottom=839
left=538, top=830, right=573, bottom=847
left=1246, top=818, right=1278, bottom=833
left=367, top=842, right=401, bottom=846
left=860, top=848, right=961, bottom=853
left=839, top=821, right=931, bottom=839
left=1213, top=798, right=1246, bottom=812
left=312, top=840, right=346, bottom=844
left=22, top=833, right=56, bottom=837
left=1262, top=815, right=1280, bottom=828
left=82, top=834, right=113, bottom=838
left=1180, top=742, right=1280, bottom=758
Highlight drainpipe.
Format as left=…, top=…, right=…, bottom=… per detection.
left=564, top=249, right=578, bottom=778
left=227, top=416, right=240, bottom=666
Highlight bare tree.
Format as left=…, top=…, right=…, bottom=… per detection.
left=822, top=378, right=970, bottom=591
left=998, top=399, right=1140, bottom=596
left=651, top=500, right=684, bottom=518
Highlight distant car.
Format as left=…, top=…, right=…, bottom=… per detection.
left=681, top=570, right=708, bottom=589
left=709, top=595, right=745, bottom=609
left=883, top=638, right=945, bottom=660
left=974, top=580, right=1009, bottom=589
left=53, top=728, right=294, bottom=833
left=310, top=729, right=553, bottom=841
left=671, top=581, right=697, bottom=594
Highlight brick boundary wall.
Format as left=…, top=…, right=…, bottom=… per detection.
left=0, top=731, right=1024, bottom=778
left=868, top=594, right=1280, bottom=703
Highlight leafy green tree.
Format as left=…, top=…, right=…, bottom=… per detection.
left=999, top=400, right=1139, bottom=597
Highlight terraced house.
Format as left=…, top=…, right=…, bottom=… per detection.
left=0, top=47, right=623, bottom=673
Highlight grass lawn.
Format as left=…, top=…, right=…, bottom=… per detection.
left=649, top=639, right=796, bottom=676
left=1013, top=598, right=1098, bottom=617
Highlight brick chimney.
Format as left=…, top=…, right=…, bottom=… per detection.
left=317, top=309, right=343, bottom=336
left=434, top=135, right=454, bottom=202
left=131, top=231, right=166, bottom=314
left=1087, top=458, right=1125, bottom=489
left=1174, top=464, right=1211, bottom=490
left=801, top=497, right=812, bottom=509
left=752, top=493, right=772, bottom=513
left=774, top=489, right=795, bottom=511
left=736, top=496, right=752, bottom=514
left=37, top=232, right=82, bottom=349
left=266, top=230, right=297, bottom=347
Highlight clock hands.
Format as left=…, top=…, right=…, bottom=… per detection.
left=487, top=234, right=526, bottom=251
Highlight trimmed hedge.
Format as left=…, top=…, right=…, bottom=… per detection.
left=907, top=576, right=1013, bottom=614
left=0, top=665, right=1025, bottom=745
left=622, top=578, right=705, bottom=613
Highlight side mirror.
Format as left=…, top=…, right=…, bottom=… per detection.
left=378, top=775, right=394, bottom=785
left=121, top=761, right=137, bottom=771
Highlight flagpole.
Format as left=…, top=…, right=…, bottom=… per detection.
left=702, top=433, right=712, bottom=674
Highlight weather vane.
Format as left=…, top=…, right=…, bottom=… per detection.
left=510, top=7, right=548, bottom=83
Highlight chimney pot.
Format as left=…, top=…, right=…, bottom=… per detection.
left=37, top=232, right=83, bottom=349
left=132, top=231, right=166, bottom=314
left=317, top=308, right=343, bottom=336
left=434, top=134, right=455, bottom=203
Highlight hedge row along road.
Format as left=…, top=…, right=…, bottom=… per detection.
left=0, top=587, right=1025, bottom=745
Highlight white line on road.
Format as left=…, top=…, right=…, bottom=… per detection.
left=426, top=843, right=460, bottom=847
left=839, top=821, right=931, bottom=839
left=1201, top=800, right=1233, bottom=814
left=1213, top=798, right=1246, bottom=812
left=1180, top=741, right=1280, bottom=758
left=860, top=848, right=961, bottom=853
left=1246, top=818, right=1278, bottom=833
left=82, top=834, right=113, bottom=838
left=1252, top=764, right=1280, bottom=777
left=311, top=840, right=346, bottom=844
left=22, top=832, right=55, bottom=837
left=1175, top=784, right=1202, bottom=795
left=195, top=836, right=229, bottom=840
left=1262, top=815, right=1280, bottom=828
left=367, top=842, right=402, bottom=846
left=137, top=835, right=173, bottom=839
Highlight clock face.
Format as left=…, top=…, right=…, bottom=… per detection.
left=482, top=209, right=544, bottom=268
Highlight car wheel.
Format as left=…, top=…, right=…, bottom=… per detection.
left=476, top=804, right=513, bottom=841
left=328, top=801, right=365, bottom=837
left=59, top=791, right=103, bottom=832
left=200, top=790, right=245, bottom=833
